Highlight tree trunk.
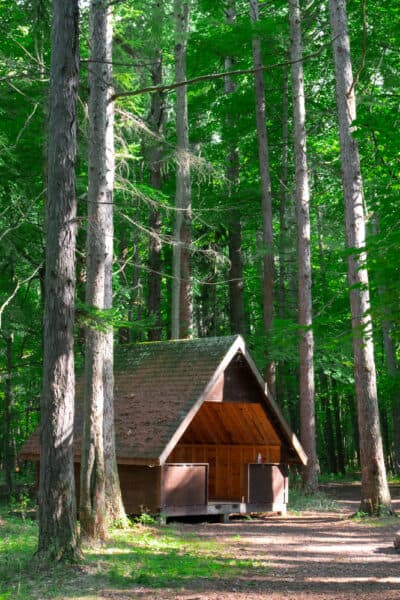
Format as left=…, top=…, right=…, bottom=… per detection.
left=38, top=0, right=80, bottom=561
left=228, top=219, right=246, bottom=335
left=3, top=333, right=14, bottom=497
left=320, top=373, right=338, bottom=474
left=147, top=1, right=164, bottom=342
left=225, top=0, right=246, bottom=337
left=371, top=215, right=400, bottom=473
left=101, top=3, right=126, bottom=525
left=171, top=0, right=192, bottom=339
left=289, top=0, right=318, bottom=492
left=278, top=66, right=290, bottom=320
left=382, top=319, right=400, bottom=473
left=332, top=382, right=346, bottom=475
left=329, top=0, right=392, bottom=514
left=276, top=67, right=290, bottom=413
left=249, top=0, right=275, bottom=393
left=80, top=0, right=120, bottom=540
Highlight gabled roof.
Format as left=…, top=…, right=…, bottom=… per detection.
left=20, top=335, right=307, bottom=466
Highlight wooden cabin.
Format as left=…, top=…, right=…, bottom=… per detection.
left=20, top=335, right=306, bottom=519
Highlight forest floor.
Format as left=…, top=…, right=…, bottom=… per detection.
left=94, top=483, right=400, bottom=600
left=2, top=483, right=400, bottom=600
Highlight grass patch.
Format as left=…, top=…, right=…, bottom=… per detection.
left=0, top=508, right=267, bottom=599
left=317, top=472, right=360, bottom=484
left=350, top=505, right=399, bottom=526
left=350, top=514, right=399, bottom=527
left=88, top=523, right=263, bottom=589
left=288, top=486, right=339, bottom=513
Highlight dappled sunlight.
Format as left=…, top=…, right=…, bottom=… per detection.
left=304, top=576, right=400, bottom=584
left=2, top=484, right=400, bottom=599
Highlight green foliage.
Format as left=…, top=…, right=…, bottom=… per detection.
left=352, top=511, right=399, bottom=526
left=288, top=486, right=339, bottom=514
left=7, top=491, right=35, bottom=520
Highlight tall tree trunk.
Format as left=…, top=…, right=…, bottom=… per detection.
left=200, top=274, right=217, bottom=337
left=382, top=320, right=400, bottom=473
left=225, top=0, right=246, bottom=337
left=329, top=0, right=392, bottom=514
left=228, top=219, right=246, bottom=335
left=80, top=0, right=122, bottom=540
left=147, top=1, right=165, bottom=342
left=249, top=0, right=275, bottom=392
left=290, top=0, right=318, bottom=492
left=101, top=3, right=126, bottom=525
left=278, top=66, right=289, bottom=320
left=3, top=333, right=14, bottom=497
left=371, top=214, right=400, bottom=473
left=332, top=381, right=346, bottom=474
left=276, top=67, right=290, bottom=413
left=320, top=373, right=338, bottom=474
left=171, top=0, right=192, bottom=339
left=38, top=0, right=80, bottom=561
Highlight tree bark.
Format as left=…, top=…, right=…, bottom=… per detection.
left=3, top=333, right=14, bottom=497
left=171, top=0, right=192, bottom=339
left=289, top=0, right=318, bottom=492
left=102, top=4, right=126, bottom=525
left=329, top=0, right=392, bottom=514
left=382, top=320, right=400, bottom=473
left=224, top=0, right=246, bottom=337
left=276, top=68, right=291, bottom=413
left=332, top=383, right=346, bottom=475
left=80, top=0, right=125, bottom=540
left=228, top=219, right=246, bottom=335
left=38, top=0, right=80, bottom=561
left=278, top=66, right=290, bottom=320
left=249, top=0, right=275, bottom=393
left=147, top=2, right=165, bottom=342
left=371, top=215, right=400, bottom=473
left=320, top=373, right=338, bottom=474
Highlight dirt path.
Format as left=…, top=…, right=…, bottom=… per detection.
left=100, top=485, right=400, bottom=600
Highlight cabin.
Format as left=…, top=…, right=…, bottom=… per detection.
left=20, top=335, right=306, bottom=519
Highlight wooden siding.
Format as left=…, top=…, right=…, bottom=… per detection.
left=74, top=464, right=161, bottom=515
left=180, top=402, right=281, bottom=445
left=118, top=465, right=161, bottom=514
left=167, top=443, right=281, bottom=500
left=221, top=354, right=265, bottom=402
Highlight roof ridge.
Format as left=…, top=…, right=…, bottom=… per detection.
left=118, top=334, right=240, bottom=346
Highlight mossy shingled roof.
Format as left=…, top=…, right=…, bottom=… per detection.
left=20, top=336, right=240, bottom=464
left=96, top=335, right=239, bottom=461
left=20, top=335, right=307, bottom=466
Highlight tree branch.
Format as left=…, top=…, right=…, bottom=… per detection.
left=0, top=264, right=42, bottom=329
left=110, top=36, right=339, bottom=101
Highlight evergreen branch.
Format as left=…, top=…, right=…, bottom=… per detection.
left=0, top=264, right=42, bottom=329
left=110, top=36, right=339, bottom=101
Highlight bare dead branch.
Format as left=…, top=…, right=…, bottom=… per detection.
left=110, top=36, right=339, bottom=101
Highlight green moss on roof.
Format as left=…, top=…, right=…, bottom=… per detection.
left=114, top=335, right=240, bottom=372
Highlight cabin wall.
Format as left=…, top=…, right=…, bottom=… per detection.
left=222, top=357, right=265, bottom=402
left=118, top=465, right=162, bottom=514
left=74, top=463, right=162, bottom=515
left=167, top=443, right=282, bottom=500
